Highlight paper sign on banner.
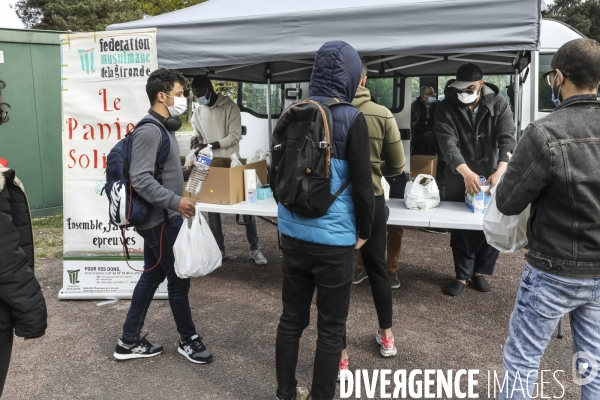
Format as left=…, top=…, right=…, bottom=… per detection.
left=59, top=29, right=162, bottom=300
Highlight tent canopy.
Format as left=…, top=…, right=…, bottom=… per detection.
left=108, top=0, right=541, bottom=83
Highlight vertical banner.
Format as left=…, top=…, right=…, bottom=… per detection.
left=59, top=29, right=167, bottom=299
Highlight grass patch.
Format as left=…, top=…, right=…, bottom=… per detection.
left=32, top=212, right=63, bottom=260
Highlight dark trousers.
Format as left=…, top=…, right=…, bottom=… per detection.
left=122, top=216, right=197, bottom=343
left=276, top=234, right=356, bottom=400
left=208, top=212, right=259, bottom=251
left=358, top=195, right=393, bottom=329
left=0, top=329, right=13, bottom=397
left=450, top=229, right=499, bottom=281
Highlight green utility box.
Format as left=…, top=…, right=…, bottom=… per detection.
left=0, top=28, right=63, bottom=216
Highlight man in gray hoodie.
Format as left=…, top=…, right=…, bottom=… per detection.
left=190, top=76, right=267, bottom=265
left=114, top=68, right=213, bottom=365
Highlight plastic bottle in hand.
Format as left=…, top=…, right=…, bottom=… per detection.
left=186, top=144, right=213, bottom=195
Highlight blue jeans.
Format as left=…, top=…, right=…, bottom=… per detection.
left=207, top=212, right=259, bottom=251
left=121, top=216, right=197, bottom=343
left=499, top=263, right=600, bottom=400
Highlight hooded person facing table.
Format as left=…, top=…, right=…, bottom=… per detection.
left=434, top=63, right=517, bottom=296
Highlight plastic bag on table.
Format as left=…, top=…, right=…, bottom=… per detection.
left=404, top=174, right=440, bottom=210
left=483, top=176, right=530, bottom=253
left=174, top=206, right=222, bottom=278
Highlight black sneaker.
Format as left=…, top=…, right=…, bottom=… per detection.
left=114, top=334, right=163, bottom=360
left=353, top=270, right=368, bottom=285
left=178, top=335, right=213, bottom=364
left=389, top=272, right=401, bottom=289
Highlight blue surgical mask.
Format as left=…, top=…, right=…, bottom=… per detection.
left=426, top=97, right=436, bottom=104
left=196, top=89, right=211, bottom=106
left=551, top=75, right=562, bottom=108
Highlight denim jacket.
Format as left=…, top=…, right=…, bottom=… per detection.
left=496, top=94, right=600, bottom=278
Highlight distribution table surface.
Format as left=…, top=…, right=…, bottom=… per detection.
left=194, top=197, right=484, bottom=230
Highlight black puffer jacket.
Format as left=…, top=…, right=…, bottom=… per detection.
left=434, top=83, right=517, bottom=202
left=0, top=168, right=47, bottom=337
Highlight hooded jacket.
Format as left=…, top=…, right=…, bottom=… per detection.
left=496, top=94, right=600, bottom=278
left=435, top=83, right=516, bottom=202
left=277, top=41, right=374, bottom=246
left=0, top=168, right=47, bottom=337
left=191, top=94, right=242, bottom=158
left=352, top=85, right=405, bottom=195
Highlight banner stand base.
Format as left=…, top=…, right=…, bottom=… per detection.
left=58, top=290, right=168, bottom=300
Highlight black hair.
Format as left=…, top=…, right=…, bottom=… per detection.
left=191, top=75, right=213, bottom=89
left=0, top=80, right=10, bottom=125
left=552, top=38, right=600, bottom=90
left=146, top=68, right=187, bottom=105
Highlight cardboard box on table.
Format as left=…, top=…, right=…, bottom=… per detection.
left=410, top=155, right=438, bottom=178
left=185, top=158, right=268, bottom=205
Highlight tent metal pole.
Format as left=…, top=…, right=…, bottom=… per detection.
left=514, top=68, right=520, bottom=141
left=267, top=76, right=273, bottom=147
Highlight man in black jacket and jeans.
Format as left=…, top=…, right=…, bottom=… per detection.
left=0, top=80, right=47, bottom=397
left=496, top=38, right=600, bottom=399
left=435, top=63, right=516, bottom=296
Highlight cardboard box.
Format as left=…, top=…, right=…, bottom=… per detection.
left=185, top=158, right=268, bottom=205
left=410, top=155, right=438, bottom=178
left=465, top=186, right=491, bottom=214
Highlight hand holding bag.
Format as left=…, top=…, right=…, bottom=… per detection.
left=174, top=206, right=222, bottom=278
left=483, top=176, right=530, bottom=253
left=404, top=174, right=440, bottom=210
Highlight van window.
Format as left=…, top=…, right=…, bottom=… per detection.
left=538, top=54, right=555, bottom=112
left=365, top=78, right=405, bottom=113
left=238, top=83, right=283, bottom=118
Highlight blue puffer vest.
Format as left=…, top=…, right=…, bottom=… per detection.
left=278, top=41, right=363, bottom=246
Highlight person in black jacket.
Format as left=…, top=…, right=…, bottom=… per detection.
left=434, top=64, right=516, bottom=296
left=0, top=80, right=48, bottom=397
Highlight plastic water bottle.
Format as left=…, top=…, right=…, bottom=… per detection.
left=186, top=144, right=213, bottom=195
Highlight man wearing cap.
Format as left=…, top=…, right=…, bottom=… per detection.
left=434, top=63, right=516, bottom=296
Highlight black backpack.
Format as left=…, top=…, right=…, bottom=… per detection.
left=270, top=98, right=353, bottom=218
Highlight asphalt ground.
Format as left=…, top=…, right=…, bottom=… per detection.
left=3, top=214, right=582, bottom=399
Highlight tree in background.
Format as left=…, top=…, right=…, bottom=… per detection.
left=14, top=0, right=143, bottom=31
left=545, top=0, right=600, bottom=43
left=129, top=0, right=207, bottom=16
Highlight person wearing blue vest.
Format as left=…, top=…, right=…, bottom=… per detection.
left=275, top=41, right=375, bottom=400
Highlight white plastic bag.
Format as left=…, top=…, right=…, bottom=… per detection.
left=483, top=177, right=530, bottom=253
left=404, top=174, right=440, bottom=210
left=174, top=207, right=222, bottom=278
left=184, top=149, right=197, bottom=167
left=230, top=153, right=243, bottom=168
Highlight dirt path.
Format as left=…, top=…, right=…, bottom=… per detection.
left=3, top=215, right=581, bottom=399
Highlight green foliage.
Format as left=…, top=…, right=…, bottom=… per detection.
left=129, top=0, right=207, bottom=16
left=239, top=83, right=281, bottom=115
left=213, top=80, right=239, bottom=102
left=15, top=0, right=143, bottom=31
left=545, top=0, right=600, bottom=43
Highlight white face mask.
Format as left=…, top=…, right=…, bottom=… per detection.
left=457, top=90, right=479, bottom=105
left=162, top=93, right=187, bottom=117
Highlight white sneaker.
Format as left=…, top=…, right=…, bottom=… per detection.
left=375, top=330, right=397, bottom=357
left=250, top=249, right=267, bottom=265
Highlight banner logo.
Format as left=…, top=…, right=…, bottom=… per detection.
left=78, top=48, right=95, bottom=75
left=67, top=269, right=80, bottom=285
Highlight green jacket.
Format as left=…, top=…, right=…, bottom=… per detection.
left=352, top=85, right=405, bottom=195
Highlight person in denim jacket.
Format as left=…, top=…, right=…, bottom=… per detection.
left=496, top=38, right=600, bottom=399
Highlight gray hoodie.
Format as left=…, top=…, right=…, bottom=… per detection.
left=191, top=94, right=242, bottom=158
left=129, top=114, right=185, bottom=231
